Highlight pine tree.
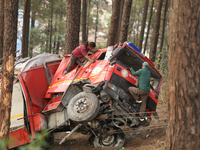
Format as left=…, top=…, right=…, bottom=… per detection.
left=0, top=0, right=18, bottom=145
left=138, top=0, right=149, bottom=51
left=149, top=0, right=163, bottom=62
left=107, top=0, right=121, bottom=46
left=166, top=0, right=200, bottom=149
left=119, top=0, right=133, bottom=43
left=0, top=0, right=4, bottom=64
left=21, top=0, right=31, bottom=58
left=65, top=0, right=81, bottom=54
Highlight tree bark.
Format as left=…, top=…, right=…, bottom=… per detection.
left=143, top=0, right=154, bottom=54
left=114, top=0, right=124, bottom=44
left=0, top=0, right=18, bottom=143
left=94, top=0, right=99, bottom=43
left=49, top=0, right=53, bottom=53
left=149, top=0, right=163, bottom=62
left=138, top=0, right=149, bottom=51
left=107, top=0, right=121, bottom=47
left=119, top=0, right=132, bottom=43
left=82, top=0, right=87, bottom=44
left=65, top=0, right=81, bottom=54
left=157, top=0, right=168, bottom=70
left=21, top=0, right=30, bottom=58
left=29, top=11, right=35, bottom=58
left=165, top=0, right=200, bottom=149
left=86, top=0, right=91, bottom=41
left=56, top=37, right=60, bottom=54
left=0, top=0, right=4, bottom=65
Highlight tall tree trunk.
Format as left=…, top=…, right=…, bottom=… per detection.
left=127, top=15, right=134, bottom=41
left=119, top=0, right=132, bottom=43
left=114, top=0, right=124, bottom=44
left=94, top=0, right=99, bottom=43
left=0, top=0, right=4, bottom=65
left=143, top=0, right=154, bottom=54
left=165, top=0, right=200, bottom=149
left=49, top=0, right=53, bottom=53
left=138, top=0, right=149, bottom=51
left=0, top=0, right=18, bottom=144
left=65, top=0, right=81, bottom=54
left=149, top=0, right=163, bottom=62
left=21, top=0, right=31, bottom=58
left=136, top=23, right=140, bottom=47
left=56, top=37, right=60, bottom=54
left=133, top=2, right=136, bottom=44
left=157, top=0, right=168, bottom=70
left=29, top=11, right=35, bottom=58
left=45, top=24, right=49, bottom=53
left=107, top=0, right=120, bottom=47
left=53, top=13, right=58, bottom=52
left=86, top=0, right=91, bottom=41
left=82, top=0, right=87, bottom=44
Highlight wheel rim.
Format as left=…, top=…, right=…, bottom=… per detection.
left=94, top=133, right=125, bottom=149
left=73, top=97, right=90, bottom=114
left=101, top=135, right=115, bottom=146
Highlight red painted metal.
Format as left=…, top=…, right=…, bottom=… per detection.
left=16, top=62, right=60, bottom=140
left=9, top=44, right=162, bottom=149
left=43, top=96, right=62, bottom=112
left=9, top=127, right=31, bottom=149
left=113, top=62, right=159, bottom=104
left=33, top=113, right=47, bottom=131
left=20, top=66, right=49, bottom=113
left=18, top=74, right=35, bottom=138
left=47, top=62, right=60, bottom=77
left=46, top=49, right=108, bottom=94
left=113, top=63, right=138, bottom=86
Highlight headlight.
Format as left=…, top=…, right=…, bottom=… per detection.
left=107, top=82, right=117, bottom=91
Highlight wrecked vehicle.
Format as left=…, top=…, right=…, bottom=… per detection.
left=8, top=42, right=162, bottom=149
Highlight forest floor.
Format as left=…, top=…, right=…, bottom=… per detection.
left=50, top=81, right=169, bottom=150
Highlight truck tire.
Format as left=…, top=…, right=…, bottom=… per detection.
left=94, top=132, right=125, bottom=150
left=67, top=92, right=100, bottom=123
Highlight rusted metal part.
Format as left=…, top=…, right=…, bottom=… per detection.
left=103, top=130, right=117, bottom=136
left=96, top=114, right=109, bottom=121
left=59, top=124, right=82, bottom=145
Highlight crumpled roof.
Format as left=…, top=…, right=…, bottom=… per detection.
left=14, top=53, right=60, bottom=74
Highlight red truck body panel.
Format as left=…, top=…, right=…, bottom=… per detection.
left=9, top=127, right=31, bottom=149
left=9, top=62, right=60, bottom=147
left=8, top=43, right=162, bottom=149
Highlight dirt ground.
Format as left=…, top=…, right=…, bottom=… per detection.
left=50, top=81, right=169, bottom=150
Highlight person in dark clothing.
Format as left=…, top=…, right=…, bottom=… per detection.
left=128, top=61, right=151, bottom=122
left=64, top=41, right=96, bottom=74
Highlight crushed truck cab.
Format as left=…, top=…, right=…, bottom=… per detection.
left=8, top=43, right=162, bottom=149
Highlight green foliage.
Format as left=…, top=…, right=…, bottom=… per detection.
left=154, top=44, right=168, bottom=80
left=29, top=0, right=66, bottom=56
left=114, top=147, right=126, bottom=150
left=0, top=131, right=52, bottom=150
left=96, top=42, right=106, bottom=49
left=19, top=130, right=50, bottom=150
left=0, top=138, right=8, bottom=150
left=27, top=0, right=169, bottom=60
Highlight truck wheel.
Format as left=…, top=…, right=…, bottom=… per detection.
left=94, top=132, right=125, bottom=150
left=67, top=92, right=100, bottom=123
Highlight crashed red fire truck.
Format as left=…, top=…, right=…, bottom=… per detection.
left=7, top=42, right=162, bottom=149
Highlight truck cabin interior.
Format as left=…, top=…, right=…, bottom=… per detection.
left=108, top=46, right=162, bottom=93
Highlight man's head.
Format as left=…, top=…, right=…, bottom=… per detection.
left=87, top=42, right=96, bottom=51
left=142, top=62, right=149, bottom=68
